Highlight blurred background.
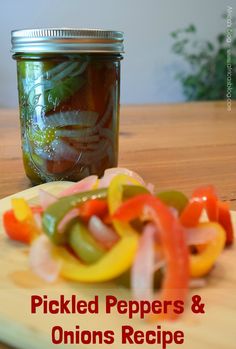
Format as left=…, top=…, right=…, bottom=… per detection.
left=0, top=0, right=235, bottom=107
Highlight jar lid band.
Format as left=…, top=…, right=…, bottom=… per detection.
left=11, top=28, right=124, bottom=54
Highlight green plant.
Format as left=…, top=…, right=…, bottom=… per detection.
left=171, top=15, right=236, bottom=101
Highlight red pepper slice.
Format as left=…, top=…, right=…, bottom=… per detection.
left=78, top=199, right=108, bottom=221
left=3, top=210, right=33, bottom=244
left=113, top=194, right=189, bottom=320
left=3, top=204, right=41, bottom=244
left=180, top=186, right=218, bottom=227
left=180, top=186, right=233, bottom=246
left=180, top=199, right=203, bottom=227
left=218, top=201, right=234, bottom=246
left=31, top=205, right=43, bottom=214
left=192, top=186, right=218, bottom=221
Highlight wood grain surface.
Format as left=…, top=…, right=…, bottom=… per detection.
left=0, top=101, right=236, bottom=349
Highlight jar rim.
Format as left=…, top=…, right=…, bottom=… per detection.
left=11, top=28, right=124, bottom=54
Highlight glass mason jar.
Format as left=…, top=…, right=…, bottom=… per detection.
left=11, top=28, right=124, bottom=184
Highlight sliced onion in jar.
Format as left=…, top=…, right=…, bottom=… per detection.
left=39, top=189, right=57, bottom=210
left=50, top=139, right=79, bottom=161
left=34, top=140, right=78, bottom=162
left=59, top=175, right=98, bottom=197
left=29, top=235, right=61, bottom=283
left=48, top=110, right=98, bottom=129
left=88, top=215, right=119, bottom=249
left=79, top=139, right=109, bottom=164
left=56, top=130, right=100, bottom=140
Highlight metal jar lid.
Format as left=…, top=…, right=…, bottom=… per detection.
left=11, top=28, right=124, bottom=54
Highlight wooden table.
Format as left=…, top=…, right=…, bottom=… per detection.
left=0, top=101, right=236, bottom=208
left=0, top=101, right=236, bottom=349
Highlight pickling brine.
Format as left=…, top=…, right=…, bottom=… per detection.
left=11, top=29, right=124, bottom=184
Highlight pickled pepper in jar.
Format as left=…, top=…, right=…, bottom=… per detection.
left=11, top=28, right=124, bottom=184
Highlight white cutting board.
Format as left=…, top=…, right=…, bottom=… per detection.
left=0, top=182, right=236, bottom=349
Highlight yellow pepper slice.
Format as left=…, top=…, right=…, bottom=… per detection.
left=55, top=232, right=139, bottom=282
left=108, top=174, right=141, bottom=237
left=10, top=198, right=40, bottom=243
left=12, top=198, right=33, bottom=221
left=190, top=222, right=226, bottom=278
left=92, top=179, right=99, bottom=189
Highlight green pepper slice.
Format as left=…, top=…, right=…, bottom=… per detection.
left=68, top=221, right=105, bottom=264
left=156, top=190, right=188, bottom=214
left=42, top=188, right=107, bottom=244
left=122, top=185, right=149, bottom=200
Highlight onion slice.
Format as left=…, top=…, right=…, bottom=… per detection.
left=169, top=207, right=179, bottom=218
left=148, top=221, right=217, bottom=246
left=146, top=182, right=155, bottom=194
left=33, top=212, right=42, bottom=230
left=99, top=167, right=146, bottom=188
left=39, top=189, right=57, bottom=210
left=131, top=223, right=158, bottom=301
left=57, top=208, right=79, bottom=234
left=59, top=175, right=98, bottom=197
left=189, top=278, right=207, bottom=288
left=185, top=225, right=216, bottom=245
left=29, top=235, right=61, bottom=283
left=88, top=215, right=119, bottom=249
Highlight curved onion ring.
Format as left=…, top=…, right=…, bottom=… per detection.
left=29, top=235, right=61, bottom=283
left=88, top=215, right=119, bottom=249
left=59, top=175, right=98, bottom=197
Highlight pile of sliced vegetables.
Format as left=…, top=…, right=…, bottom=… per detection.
left=3, top=168, right=234, bottom=320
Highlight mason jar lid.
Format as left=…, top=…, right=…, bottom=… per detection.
left=11, top=28, right=124, bottom=54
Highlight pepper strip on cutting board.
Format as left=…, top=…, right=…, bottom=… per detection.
left=113, top=193, right=189, bottom=320
left=108, top=174, right=148, bottom=236
left=180, top=185, right=234, bottom=245
left=3, top=199, right=40, bottom=244
left=53, top=231, right=139, bottom=282
left=189, top=222, right=226, bottom=277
